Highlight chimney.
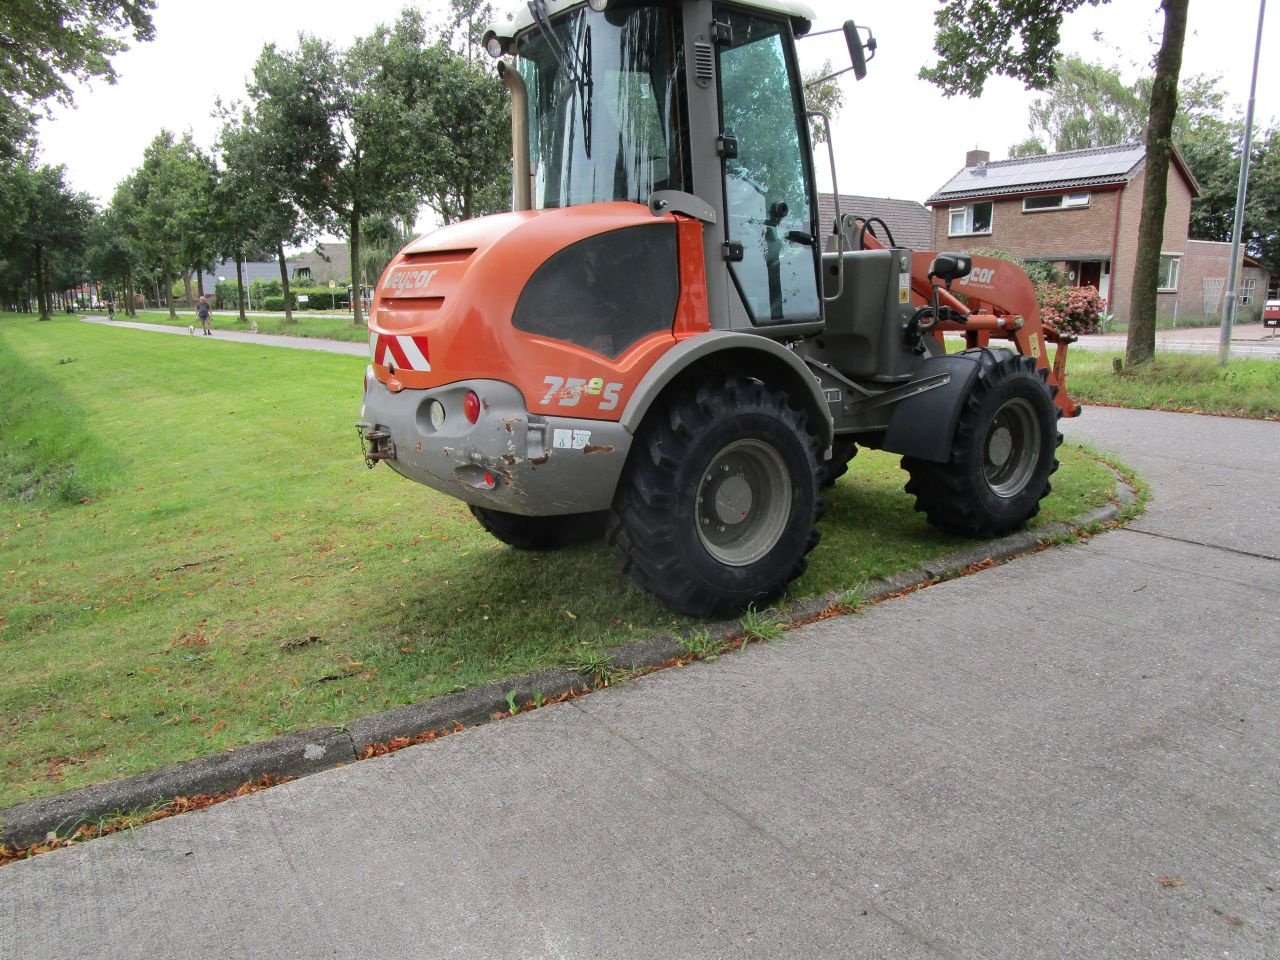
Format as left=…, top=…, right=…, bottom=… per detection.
left=966, top=149, right=990, bottom=168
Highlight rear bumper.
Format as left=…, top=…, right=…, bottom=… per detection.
left=358, top=376, right=631, bottom=516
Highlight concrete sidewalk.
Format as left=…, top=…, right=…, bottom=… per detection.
left=2, top=409, right=1277, bottom=957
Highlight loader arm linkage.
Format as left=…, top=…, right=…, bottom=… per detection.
left=859, top=233, right=1081, bottom=418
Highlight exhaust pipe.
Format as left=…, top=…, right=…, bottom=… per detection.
left=498, top=60, right=532, bottom=213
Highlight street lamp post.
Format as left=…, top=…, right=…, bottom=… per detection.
left=1219, top=0, right=1267, bottom=364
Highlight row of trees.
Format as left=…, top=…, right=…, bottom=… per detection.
left=1, top=1, right=510, bottom=324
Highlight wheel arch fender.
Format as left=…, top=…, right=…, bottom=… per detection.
left=881, top=351, right=991, bottom=462
left=619, top=332, right=835, bottom=449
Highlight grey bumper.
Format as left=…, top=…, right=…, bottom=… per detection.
left=358, top=377, right=632, bottom=516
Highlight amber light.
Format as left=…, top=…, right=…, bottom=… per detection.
left=464, top=391, right=481, bottom=424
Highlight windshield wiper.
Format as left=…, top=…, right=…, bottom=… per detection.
left=527, top=0, right=593, bottom=155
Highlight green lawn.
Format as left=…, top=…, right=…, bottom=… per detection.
left=0, top=313, right=1121, bottom=808
left=1063, top=350, right=1280, bottom=420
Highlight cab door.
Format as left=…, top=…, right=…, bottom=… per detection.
left=715, top=7, right=820, bottom=326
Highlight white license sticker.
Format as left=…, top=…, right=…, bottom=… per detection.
left=899, top=272, right=911, bottom=304
left=552, top=429, right=592, bottom=450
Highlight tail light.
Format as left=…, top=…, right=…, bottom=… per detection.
left=464, top=390, right=481, bottom=424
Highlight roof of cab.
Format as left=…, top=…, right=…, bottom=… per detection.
left=487, top=0, right=817, bottom=42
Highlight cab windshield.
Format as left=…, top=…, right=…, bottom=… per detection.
left=517, top=5, right=689, bottom=209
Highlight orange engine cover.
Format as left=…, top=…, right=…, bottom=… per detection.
left=367, top=202, right=710, bottom=421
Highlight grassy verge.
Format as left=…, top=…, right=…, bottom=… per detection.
left=1, top=312, right=1120, bottom=808
left=1063, top=350, right=1280, bottom=420
left=103, top=309, right=369, bottom=343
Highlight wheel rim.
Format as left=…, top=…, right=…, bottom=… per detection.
left=695, top=439, right=792, bottom=567
left=983, top=397, right=1041, bottom=498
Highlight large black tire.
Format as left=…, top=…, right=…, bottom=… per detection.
left=607, top=376, right=822, bottom=618
left=820, top=437, right=858, bottom=489
left=469, top=506, right=608, bottom=551
left=901, top=351, right=1061, bottom=538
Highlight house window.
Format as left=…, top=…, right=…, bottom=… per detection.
left=1157, top=255, right=1180, bottom=291
left=1022, top=191, right=1090, bottom=212
left=1240, top=278, right=1255, bottom=305
left=948, top=202, right=992, bottom=236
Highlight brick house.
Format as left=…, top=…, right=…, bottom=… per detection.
left=1179, top=240, right=1271, bottom=323
left=925, top=144, right=1201, bottom=321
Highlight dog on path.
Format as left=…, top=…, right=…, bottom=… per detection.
left=188, top=325, right=195, bottom=336
left=250, top=320, right=258, bottom=334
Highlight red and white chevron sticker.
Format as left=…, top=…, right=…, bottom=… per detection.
left=370, top=333, right=431, bottom=371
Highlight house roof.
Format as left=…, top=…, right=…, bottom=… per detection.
left=817, top=194, right=933, bottom=251
left=926, top=143, right=1200, bottom=204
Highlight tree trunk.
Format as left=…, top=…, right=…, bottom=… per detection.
left=35, top=249, right=51, bottom=320
left=235, top=252, right=247, bottom=322
left=277, top=241, right=295, bottom=324
left=1125, top=0, right=1188, bottom=368
left=350, top=207, right=364, bottom=325
left=165, top=266, right=178, bottom=319
left=196, top=267, right=206, bottom=298
left=182, top=270, right=194, bottom=307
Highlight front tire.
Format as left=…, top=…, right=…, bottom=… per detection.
left=608, top=376, right=822, bottom=618
left=902, top=352, right=1061, bottom=537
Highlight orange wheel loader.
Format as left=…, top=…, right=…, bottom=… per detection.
left=357, top=0, right=1081, bottom=618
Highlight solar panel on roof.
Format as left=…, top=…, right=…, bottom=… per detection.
left=932, top=145, right=1145, bottom=198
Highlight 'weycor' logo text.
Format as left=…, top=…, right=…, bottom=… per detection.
left=386, top=268, right=439, bottom=292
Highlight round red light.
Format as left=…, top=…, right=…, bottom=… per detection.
left=464, top=391, right=481, bottom=424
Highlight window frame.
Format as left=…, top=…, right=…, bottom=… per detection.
left=1157, top=254, right=1181, bottom=292
left=947, top=201, right=993, bottom=237
left=1240, top=278, right=1256, bottom=306
left=1022, top=191, right=1090, bottom=212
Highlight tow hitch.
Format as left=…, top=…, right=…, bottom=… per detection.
left=356, top=422, right=395, bottom=469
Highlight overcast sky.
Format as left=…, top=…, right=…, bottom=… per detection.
left=34, top=0, right=1280, bottom=232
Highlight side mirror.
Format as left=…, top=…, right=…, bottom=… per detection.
left=929, top=253, right=973, bottom=286
left=843, top=22, right=867, bottom=81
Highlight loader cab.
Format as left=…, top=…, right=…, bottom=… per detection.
left=491, top=0, right=824, bottom=337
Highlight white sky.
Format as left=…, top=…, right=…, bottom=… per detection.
left=34, top=0, right=1279, bottom=229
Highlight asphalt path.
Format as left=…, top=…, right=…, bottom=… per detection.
left=4, top=326, right=1277, bottom=958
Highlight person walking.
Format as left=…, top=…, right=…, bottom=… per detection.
left=197, top=295, right=212, bottom=336
left=106, top=297, right=115, bottom=321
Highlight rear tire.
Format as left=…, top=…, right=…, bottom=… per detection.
left=608, top=377, right=822, bottom=618
left=902, top=352, right=1061, bottom=537
left=469, top=506, right=607, bottom=551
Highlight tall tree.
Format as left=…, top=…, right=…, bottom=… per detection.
left=924, top=0, right=1190, bottom=366
left=216, top=109, right=312, bottom=323
left=3, top=162, right=94, bottom=319
left=0, top=1, right=156, bottom=160
left=125, top=131, right=216, bottom=319
left=246, top=8, right=513, bottom=323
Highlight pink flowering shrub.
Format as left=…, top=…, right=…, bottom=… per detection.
left=1035, top=283, right=1107, bottom=335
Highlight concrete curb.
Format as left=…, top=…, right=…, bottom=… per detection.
left=0, top=477, right=1134, bottom=852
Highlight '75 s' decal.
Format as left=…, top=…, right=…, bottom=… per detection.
left=541, top=376, right=623, bottom=411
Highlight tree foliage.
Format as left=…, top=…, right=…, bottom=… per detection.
left=921, top=0, right=1105, bottom=97
left=116, top=131, right=216, bottom=318
left=0, top=160, right=94, bottom=318
left=245, top=8, right=510, bottom=323
left=0, top=1, right=156, bottom=159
